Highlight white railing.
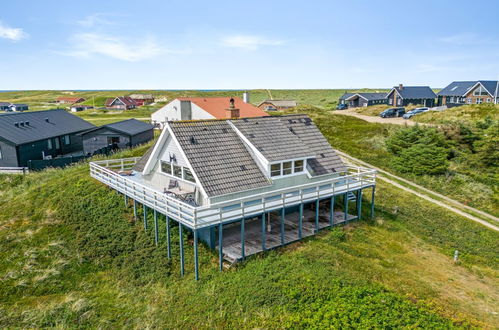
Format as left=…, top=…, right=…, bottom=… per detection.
left=90, top=158, right=376, bottom=229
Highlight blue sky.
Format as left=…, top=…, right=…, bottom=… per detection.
left=1, top=0, right=498, bottom=90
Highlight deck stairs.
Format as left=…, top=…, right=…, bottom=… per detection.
left=346, top=192, right=357, bottom=201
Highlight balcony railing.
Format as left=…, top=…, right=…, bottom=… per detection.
left=90, top=158, right=376, bottom=230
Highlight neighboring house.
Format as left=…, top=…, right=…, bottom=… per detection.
left=0, top=102, right=11, bottom=111
left=386, top=84, right=437, bottom=107
left=338, top=92, right=355, bottom=106
left=70, top=105, right=94, bottom=112
left=105, top=96, right=137, bottom=110
left=151, top=97, right=268, bottom=128
left=56, top=97, right=85, bottom=104
left=0, top=109, right=95, bottom=167
left=257, top=99, right=297, bottom=111
left=129, top=93, right=155, bottom=106
left=9, top=104, right=29, bottom=112
left=80, top=119, right=154, bottom=155
left=437, top=80, right=499, bottom=106
left=90, top=114, right=377, bottom=279
left=343, top=93, right=388, bottom=107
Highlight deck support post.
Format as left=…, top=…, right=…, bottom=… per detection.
left=124, top=195, right=128, bottom=207
left=315, top=199, right=319, bottom=232
left=194, top=229, right=199, bottom=281
left=179, top=223, right=184, bottom=277
left=280, top=208, right=285, bottom=245
left=357, top=189, right=363, bottom=220
left=143, top=205, right=148, bottom=230
left=154, top=210, right=158, bottom=245
left=298, top=203, right=303, bottom=240
left=330, top=195, right=335, bottom=227
left=344, top=193, right=348, bottom=224
left=241, top=218, right=245, bottom=260
left=166, top=216, right=171, bottom=259
left=261, top=213, right=266, bottom=251
left=371, top=186, right=376, bottom=219
left=133, top=200, right=137, bottom=220
left=218, top=223, right=223, bottom=271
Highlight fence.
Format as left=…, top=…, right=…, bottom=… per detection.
left=90, top=158, right=377, bottom=230
left=0, top=167, right=28, bottom=174
left=28, top=155, right=87, bottom=171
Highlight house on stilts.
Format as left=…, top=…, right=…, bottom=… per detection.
left=89, top=102, right=377, bottom=280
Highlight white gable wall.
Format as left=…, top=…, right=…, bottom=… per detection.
left=151, top=99, right=216, bottom=128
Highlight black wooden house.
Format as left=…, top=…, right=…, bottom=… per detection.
left=0, top=109, right=95, bottom=167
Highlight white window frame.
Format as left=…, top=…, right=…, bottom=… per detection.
left=486, top=98, right=491, bottom=103
left=0, top=145, right=2, bottom=160
left=159, top=160, right=196, bottom=184
left=269, top=159, right=307, bottom=178
left=476, top=98, right=483, bottom=104
left=467, top=98, right=472, bottom=104
left=64, top=135, right=70, bottom=145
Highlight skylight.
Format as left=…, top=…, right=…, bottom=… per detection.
left=451, top=86, right=459, bottom=91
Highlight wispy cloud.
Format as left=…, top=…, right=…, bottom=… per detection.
left=439, top=33, right=476, bottom=45
left=76, top=13, right=120, bottom=27
left=0, top=21, right=28, bottom=41
left=221, top=35, right=285, bottom=50
left=62, top=33, right=171, bottom=62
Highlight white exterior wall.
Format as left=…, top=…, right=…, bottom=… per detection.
left=151, top=99, right=216, bottom=128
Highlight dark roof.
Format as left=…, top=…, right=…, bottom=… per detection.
left=391, top=86, right=436, bottom=99
left=0, top=102, right=11, bottom=106
left=437, top=81, right=499, bottom=97
left=169, top=120, right=271, bottom=197
left=11, top=104, right=28, bottom=107
left=281, top=115, right=347, bottom=175
left=0, top=109, right=95, bottom=145
left=82, top=119, right=153, bottom=136
left=231, top=117, right=315, bottom=162
left=339, top=92, right=355, bottom=100
left=347, top=92, right=387, bottom=101
left=105, top=96, right=137, bottom=107
left=257, top=100, right=297, bottom=107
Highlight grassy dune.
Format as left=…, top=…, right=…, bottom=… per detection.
left=0, top=136, right=497, bottom=328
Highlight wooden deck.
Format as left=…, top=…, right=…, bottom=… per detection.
left=217, top=208, right=356, bottom=263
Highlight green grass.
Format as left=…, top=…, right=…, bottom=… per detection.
left=415, top=103, right=499, bottom=124
left=1, top=91, right=498, bottom=327
left=0, top=139, right=498, bottom=328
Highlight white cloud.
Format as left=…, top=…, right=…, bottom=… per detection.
left=76, top=13, right=118, bottom=27
left=221, top=35, right=285, bottom=50
left=62, top=33, right=170, bottom=62
left=0, top=21, right=28, bottom=41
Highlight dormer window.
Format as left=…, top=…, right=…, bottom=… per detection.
left=270, top=159, right=306, bottom=178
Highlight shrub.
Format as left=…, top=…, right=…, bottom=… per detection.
left=386, top=126, right=451, bottom=175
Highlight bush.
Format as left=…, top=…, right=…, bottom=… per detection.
left=386, top=126, right=451, bottom=175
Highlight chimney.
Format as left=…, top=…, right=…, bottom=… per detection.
left=399, top=83, right=403, bottom=90
left=243, top=91, right=250, bottom=103
left=225, top=97, right=240, bottom=118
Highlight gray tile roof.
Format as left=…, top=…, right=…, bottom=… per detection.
left=282, top=115, right=347, bottom=175
left=0, top=109, right=95, bottom=145
left=169, top=120, right=271, bottom=197
left=437, top=80, right=499, bottom=97
left=138, top=115, right=347, bottom=197
left=133, top=140, right=157, bottom=172
left=231, top=117, right=315, bottom=162
left=392, top=86, right=436, bottom=99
